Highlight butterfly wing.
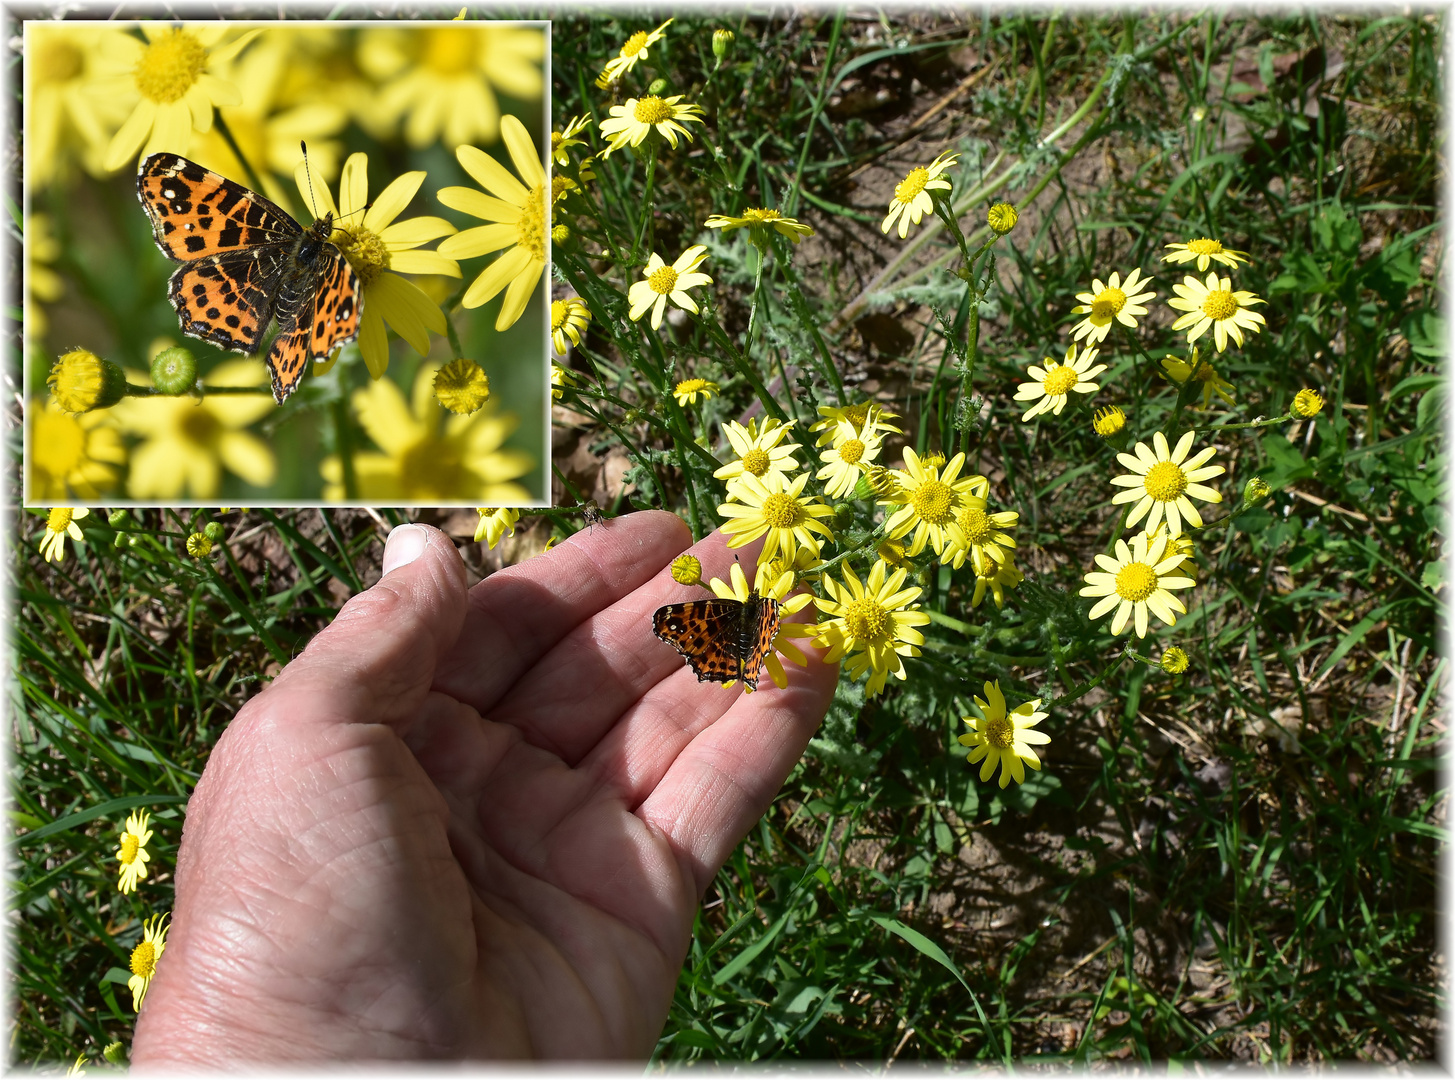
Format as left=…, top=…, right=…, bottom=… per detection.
left=137, top=153, right=301, bottom=262
left=738, top=592, right=782, bottom=691
left=653, top=599, right=747, bottom=686
left=166, top=252, right=284, bottom=355
left=264, top=221, right=362, bottom=404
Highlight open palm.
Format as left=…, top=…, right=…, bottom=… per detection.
left=133, top=512, right=837, bottom=1063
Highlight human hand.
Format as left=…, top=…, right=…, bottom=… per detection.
left=131, top=511, right=837, bottom=1062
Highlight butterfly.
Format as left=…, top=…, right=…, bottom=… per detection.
left=653, top=589, right=781, bottom=691
left=136, top=152, right=362, bottom=405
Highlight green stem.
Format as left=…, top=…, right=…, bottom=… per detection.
left=330, top=397, right=358, bottom=501
left=442, top=305, right=466, bottom=361
left=701, top=307, right=788, bottom=422
left=212, top=112, right=268, bottom=199
left=632, top=148, right=658, bottom=261
left=1043, top=645, right=1131, bottom=712
left=1193, top=412, right=1295, bottom=433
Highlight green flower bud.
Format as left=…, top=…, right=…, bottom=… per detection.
left=647, top=77, right=669, bottom=95
left=203, top=521, right=225, bottom=542
left=713, top=29, right=735, bottom=58
left=108, top=509, right=130, bottom=527
left=150, top=347, right=198, bottom=395
left=1243, top=477, right=1271, bottom=508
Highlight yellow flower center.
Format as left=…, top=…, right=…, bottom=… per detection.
left=621, top=30, right=651, bottom=57
left=422, top=27, right=477, bottom=74
left=1143, top=460, right=1188, bottom=501
left=1187, top=238, right=1223, bottom=255
left=1042, top=365, right=1079, bottom=396
left=634, top=95, right=674, bottom=125
left=648, top=264, right=678, bottom=295
left=46, top=507, right=75, bottom=532
left=433, top=358, right=491, bottom=415
left=957, top=506, right=993, bottom=544
left=516, top=184, right=546, bottom=263
left=761, top=491, right=805, bottom=530
left=178, top=407, right=224, bottom=448
left=740, top=448, right=771, bottom=476
left=843, top=403, right=871, bottom=427
left=983, top=715, right=1015, bottom=749
left=34, top=411, right=88, bottom=478
left=1090, top=287, right=1127, bottom=321
left=743, top=208, right=781, bottom=222
left=910, top=478, right=954, bottom=525
left=129, top=939, right=158, bottom=979
left=399, top=436, right=468, bottom=500
left=335, top=226, right=391, bottom=289
left=1115, top=561, right=1158, bottom=602
left=1201, top=289, right=1238, bottom=320
left=550, top=299, right=569, bottom=332
left=894, top=166, right=930, bottom=204
left=550, top=131, right=564, bottom=153
left=38, top=37, right=83, bottom=83
left=844, top=597, right=890, bottom=641
left=119, top=834, right=140, bottom=864
left=837, top=439, right=865, bottom=465
left=134, top=28, right=207, bottom=105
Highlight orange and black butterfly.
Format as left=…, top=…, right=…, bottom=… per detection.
left=653, top=590, right=781, bottom=691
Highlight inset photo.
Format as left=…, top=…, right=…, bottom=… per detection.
left=24, top=19, right=549, bottom=505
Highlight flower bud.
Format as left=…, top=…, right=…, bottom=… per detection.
left=48, top=348, right=128, bottom=413
left=1243, top=477, right=1271, bottom=508
left=670, top=554, right=702, bottom=585
left=150, top=347, right=198, bottom=396
left=433, top=357, right=491, bottom=415
left=108, top=509, right=130, bottom=527
left=1292, top=389, right=1324, bottom=418
left=203, top=521, right=225, bottom=542
left=185, top=532, right=213, bottom=558
left=987, top=202, right=1018, bottom=235
left=647, top=77, right=669, bottom=96
left=1160, top=647, right=1189, bottom=675
left=713, top=29, right=735, bottom=58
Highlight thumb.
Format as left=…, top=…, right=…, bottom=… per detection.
left=258, top=523, right=471, bottom=731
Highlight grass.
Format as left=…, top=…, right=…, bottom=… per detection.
left=13, top=9, right=1445, bottom=1066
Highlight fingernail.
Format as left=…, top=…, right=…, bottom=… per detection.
left=382, top=524, right=428, bottom=576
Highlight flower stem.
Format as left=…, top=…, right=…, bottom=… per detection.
left=212, top=112, right=268, bottom=203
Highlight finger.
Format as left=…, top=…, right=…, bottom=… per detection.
left=256, top=523, right=470, bottom=732
left=430, top=510, right=691, bottom=719
left=479, top=527, right=770, bottom=762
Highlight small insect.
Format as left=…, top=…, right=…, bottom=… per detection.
left=581, top=500, right=606, bottom=532
left=136, top=152, right=362, bottom=404
left=653, top=589, right=781, bottom=691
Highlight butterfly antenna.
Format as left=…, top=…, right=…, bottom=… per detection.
left=299, top=140, right=324, bottom=223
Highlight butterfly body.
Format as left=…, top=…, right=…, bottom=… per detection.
left=137, top=153, right=362, bottom=404
left=653, top=589, right=781, bottom=691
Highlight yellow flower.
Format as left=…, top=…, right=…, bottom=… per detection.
left=629, top=247, right=712, bottom=329
left=958, top=681, right=1050, bottom=789
left=28, top=402, right=126, bottom=501
left=813, top=560, right=929, bottom=698
left=433, top=357, right=491, bottom=415
left=599, top=19, right=673, bottom=83
left=672, top=378, right=719, bottom=407
left=38, top=507, right=90, bottom=563
left=126, top=913, right=169, bottom=1012
left=599, top=94, right=705, bottom=157
left=65, top=1052, right=87, bottom=1077
left=707, top=560, right=814, bottom=691
left=551, top=297, right=591, bottom=355
left=551, top=363, right=577, bottom=401
left=1110, top=430, right=1225, bottom=536
left=1145, top=522, right=1198, bottom=581
left=1293, top=389, right=1324, bottom=418
left=111, top=359, right=276, bottom=499
left=704, top=208, right=815, bottom=249
left=322, top=363, right=534, bottom=502
left=1069, top=267, right=1157, bottom=345
left=26, top=24, right=134, bottom=189
left=718, top=471, right=835, bottom=567
left=880, top=448, right=986, bottom=558
left=295, top=151, right=460, bottom=380
left=987, top=202, right=1018, bottom=235
left=359, top=24, right=543, bottom=149
left=1167, top=271, right=1268, bottom=352
left=971, top=555, right=1024, bottom=610
left=1080, top=529, right=1196, bottom=638
left=945, top=497, right=1019, bottom=575
left=1092, top=405, right=1126, bottom=438
left=1162, top=237, right=1250, bottom=273
left=27, top=212, right=65, bottom=340
left=551, top=114, right=593, bottom=166
left=47, top=348, right=128, bottom=414
left=816, top=419, right=883, bottom=499
left=474, top=507, right=521, bottom=548
left=882, top=150, right=957, bottom=238
left=100, top=24, right=261, bottom=171
left=437, top=116, right=547, bottom=330
left=115, top=810, right=154, bottom=895
left=1161, top=348, right=1235, bottom=409
left=714, top=418, right=802, bottom=489
left=1161, top=646, right=1190, bottom=674
left=1015, top=342, right=1107, bottom=421
left=809, top=400, right=903, bottom=447
left=670, top=553, right=702, bottom=585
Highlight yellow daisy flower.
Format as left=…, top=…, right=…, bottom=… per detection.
left=718, top=471, right=835, bottom=566
left=1109, top=430, right=1225, bottom=536
left=551, top=114, right=593, bottom=166
left=1160, top=347, right=1235, bottom=409
left=27, top=24, right=133, bottom=189
left=321, top=363, right=533, bottom=503
left=629, top=246, right=712, bottom=329
left=437, top=115, right=547, bottom=330
left=38, top=507, right=89, bottom=564
left=959, top=681, right=1051, bottom=789
left=296, top=151, right=460, bottom=379
left=1080, top=529, right=1196, bottom=638
left=1162, top=237, right=1251, bottom=272
left=475, top=507, right=521, bottom=548
left=971, top=554, right=1024, bottom=610
left=880, top=448, right=986, bottom=558
left=599, top=19, right=673, bottom=84
left=714, top=418, right=803, bottom=489
left=1167, top=271, right=1268, bottom=352
left=945, top=496, right=1019, bottom=575
left=550, top=363, right=578, bottom=401
left=599, top=94, right=705, bottom=156
left=126, top=913, right=169, bottom=1012
left=882, top=150, right=958, bottom=239
left=673, top=378, right=719, bottom=407
left=359, top=24, right=543, bottom=149
left=28, top=401, right=126, bottom=501
left=812, top=560, right=930, bottom=698
left=1145, top=522, right=1199, bottom=582
left=1014, top=342, right=1107, bottom=421
left=111, top=359, right=276, bottom=499
left=1069, top=267, right=1157, bottom=345
left=115, top=810, right=154, bottom=895
left=704, top=208, right=815, bottom=249
left=100, top=24, right=262, bottom=171
left=816, top=419, right=883, bottom=499
left=551, top=297, right=591, bottom=355
left=809, top=400, right=903, bottom=447
left=707, top=560, right=814, bottom=691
